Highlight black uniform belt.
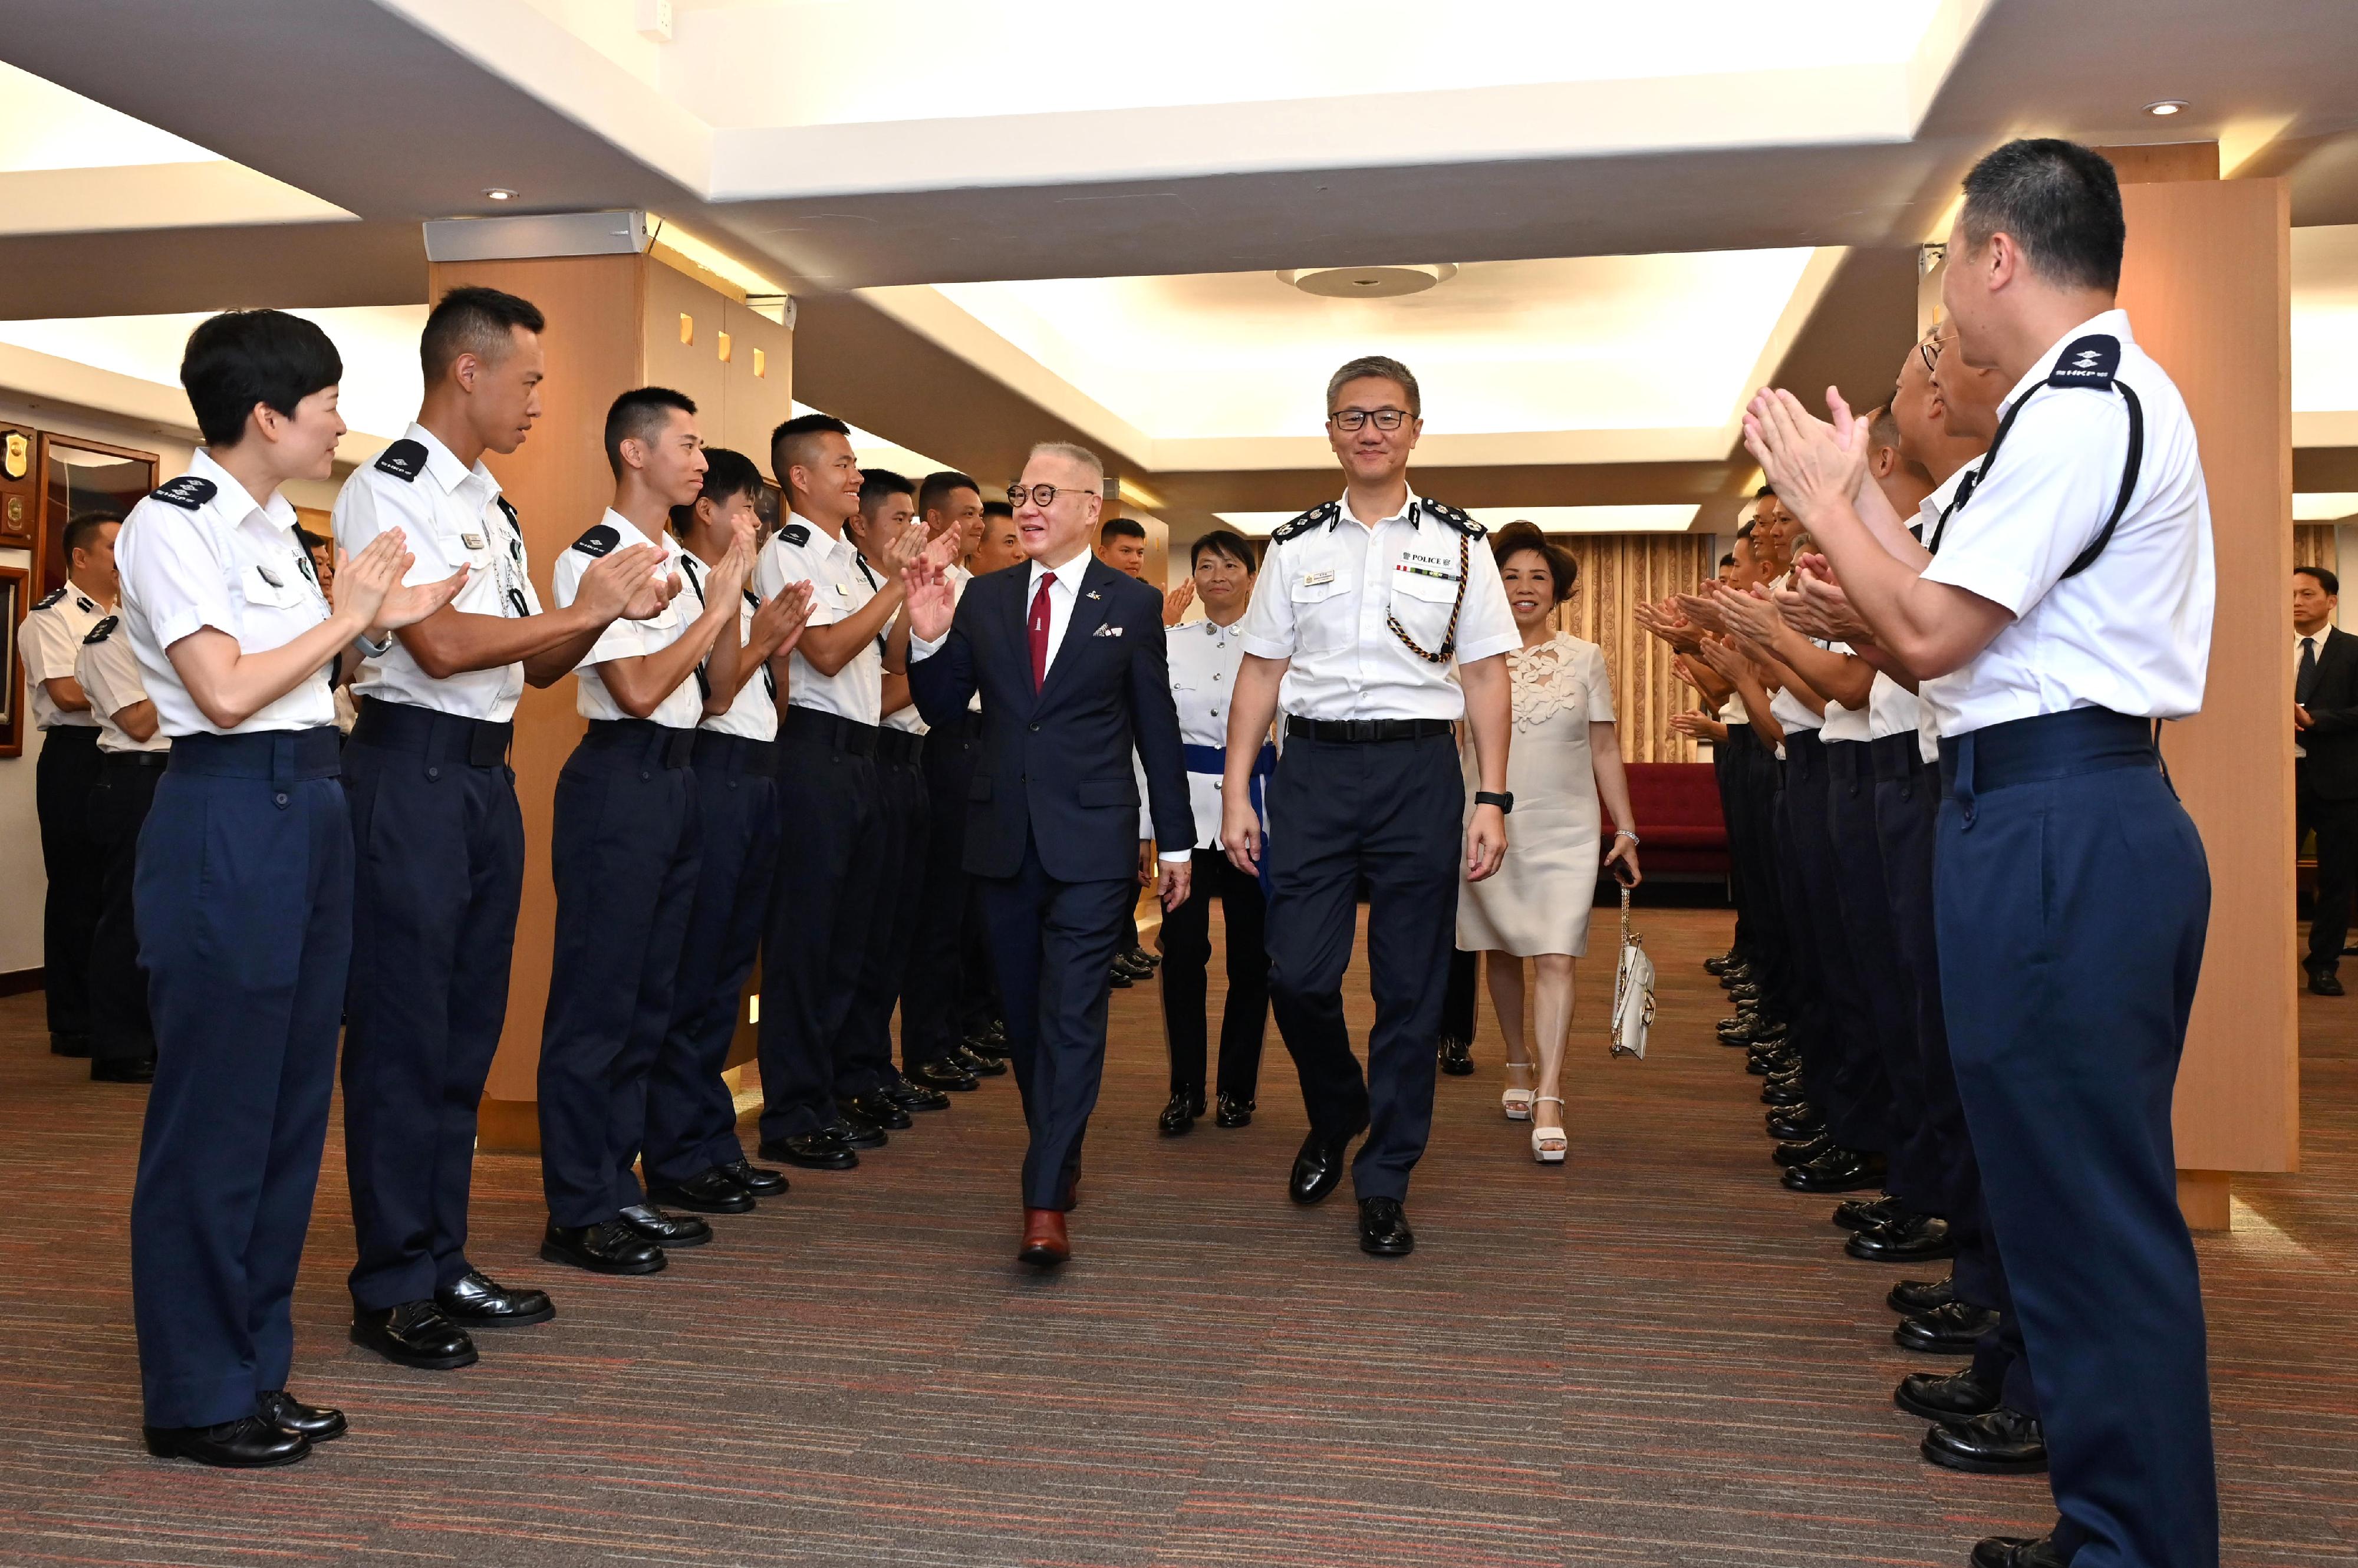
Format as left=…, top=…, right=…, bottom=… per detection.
left=1823, top=734, right=1869, bottom=782
left=41, top=724, right=100, bottom=747
left=584, top=717, right=696, bottom=769
left=875, top=728, right=925, bottom=766
left=100, top=749, right=170, bottom=770
left=1939, top=707, right=2156, bottom=797
left=690, top=729, right=778, bottom=776
left=354, top=696, right=513, bottom=767
left=170, top=726, right=342, bottom=781
left=1870, top=732, right=1928, bottom=780
left=1284, top=716, right=1453, bottom=743
left=782, top=706, right=878, bottom=757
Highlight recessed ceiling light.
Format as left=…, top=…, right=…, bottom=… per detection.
left=483, top=186, right=517, bottom=202
left=1280, top=263, right=1458, bottom=299
left=2143, top=100, right=2188, bottom=117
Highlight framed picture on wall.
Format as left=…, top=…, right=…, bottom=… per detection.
left=35, top=434, right=157, bottom=599
left=0, top=561, right=27, bottom=759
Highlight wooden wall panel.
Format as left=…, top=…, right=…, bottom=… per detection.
left=1549, top=533, right=1715, bottom=763
left=719, top=300, right=795, bottom=470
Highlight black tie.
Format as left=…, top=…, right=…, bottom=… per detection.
left=2300, top=636, right=2320, bottom=706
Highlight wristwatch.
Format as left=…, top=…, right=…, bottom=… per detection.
left=1474, top=790, right=1514, bottom=815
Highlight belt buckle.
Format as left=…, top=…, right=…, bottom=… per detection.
left=1346, top=719, right=1376, bottom=742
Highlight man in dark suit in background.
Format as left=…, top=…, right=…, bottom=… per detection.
left=905, top=441, right=1194, bottom=1265
left=2294, top=564, right=2358, bottom=994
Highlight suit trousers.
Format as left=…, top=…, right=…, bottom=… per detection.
left=978, top=836, right=1133, bottom=1209
left=341, top=716, right=525, bottom=1310
left=1777, top=733, right=1890, bottom=1155
left=2297, top=762, right=2358, bottom=970
left=1159, top=846, right=1270, bottom=1099
left=904, top=714, right=982, bottom=1068
left=1938, top=711, right=2215, bottom=1568
left=643, top=734, right=780, bottom=1185
left=536, top=728, right=701, bottom=1228
left=85, top=754, right=163, bottom=1065
left=1265, top=733, right=1461, bottom=1203
left=37, top=723, right=103, bottom=1039
left=130, top=728, right=348, bottom=1428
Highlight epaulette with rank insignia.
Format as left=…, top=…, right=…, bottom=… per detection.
left=570, top=523, right=620, bottom=557
left=780, top=522, right=811, bottom=548
left=1417, top=499, right=1485, bottom=538
left=32, top=586, right=65, bottom=611
left=1270, top=501, right=1340, bottom=542
left=149, top=475, right=216, bottom=510
left=373, top=439, right=427, bottom=482
left=2047, top=334, right=2120, bottom=390
left=82, top=615, right=118, bottom=645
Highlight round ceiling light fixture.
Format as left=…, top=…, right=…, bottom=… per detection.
left=1280, top=263, right=1458, bottom=299
left=2143, top=99, right=2188, bottom=117
left=483, top=186, right=518, bottom=202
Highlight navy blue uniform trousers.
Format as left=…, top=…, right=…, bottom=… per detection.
left=1730, top=724, right=1796, bottom=1022
left=130, top=727, right=350, bottom=1429
left=537, top=722, right=701, bottom=1228
left=1774, top=734, right=1889, bottom=1152
left=340, top=701, right=525, bottom=1311
left=38, top=723, right=103, bottom=1039
left=1160, top=846, right=1271, bottom=1099
left=1937, top=709, right=2214, bottom=1568
left=644, top=732, right=780, bottom=1185
left=1265, top=732, right=1460, bottom=1203
left=849, top=736, right=929, bottom=1088
left=904, top=713, right=983, bottom=1068
left=86, top=752, right=164, bottom=1065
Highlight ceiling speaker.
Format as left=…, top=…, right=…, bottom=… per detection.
left=1279, top=263, right=1458, bottom=299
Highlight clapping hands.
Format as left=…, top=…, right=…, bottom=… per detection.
left=1743, top=385, right=1870, bottom=528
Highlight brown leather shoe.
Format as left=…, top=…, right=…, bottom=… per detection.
left=1018, top=1209, right=1070, bottom=1267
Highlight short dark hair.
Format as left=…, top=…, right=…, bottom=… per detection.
left=421, top=286, right=545, bottom=382
left=1960, top=137, right=2125, bottom=293
left=603, top=387, right=696, bottom=477
left=293, top=525, right=329, bottom=555
left=2297, top=564, right=2340, bottom=597
left=1491, top=521, right=1578, bottom=602
left=859, top=469, right=914, bottom=512
left=981, top=499, right=1014, bottom=518
left=669, top=446, right=763, bottom=534
left=180, top=309, right=344, bottom=447
left=1326, top=354, right=1421, bottom=417
left=62, top=510, right=121, bottom=561
left=918, top=469, right=982, bottom=516
left=1754, top=484, right=1777, bottom=500
left=770, top=413, right=851, bottom=496
left=1100, top=517, right=1147, bottom=546
left=1735, top=518, right=1756, bottom=539
left=1718, top=552, right=1738, bottom=568
left=1190, top=529, right=1257, bottom=571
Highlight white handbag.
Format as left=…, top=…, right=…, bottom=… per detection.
left=1609, top=884, right=1655, bottom=1060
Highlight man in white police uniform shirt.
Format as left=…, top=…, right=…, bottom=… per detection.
left=21, top=510, right=119, bottom=1062
left=75, top=601, right=167, bottom=1083
left=1221, top=355, right=1518, bottom=1260
left=1748, top=140, right=2217, bottom=1568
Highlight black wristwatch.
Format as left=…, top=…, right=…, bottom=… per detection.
left=1474, top=790, right=1514, bottom=815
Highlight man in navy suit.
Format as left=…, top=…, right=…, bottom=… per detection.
left=905, top=441, right=1194, bottom=1265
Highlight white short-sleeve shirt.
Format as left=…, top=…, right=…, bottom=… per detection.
left=677, top=549, right=778, bottom=743
left=21, top=581, right=112, bottom=729
left=853, top=551, right=927, bottom=736
left=552, top=509, right=703, bottom=730
left=1237, top=489, right=1520, bottom=722
left=755, top=513, right=882, bottom=726
left=116, top=449, right=338, bottom=737
left=332, top=423, right=544, bottom=723
left=1918, top=309, right=2214, bottom=737
left=75, top=615, right=169, bottom=755
left=1168, top=614, right=1262, bottom=848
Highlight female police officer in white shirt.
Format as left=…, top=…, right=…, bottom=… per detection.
left=1748, top=140, right=2217, bottom=1568
left=120, top=310, right=462, bottom=1468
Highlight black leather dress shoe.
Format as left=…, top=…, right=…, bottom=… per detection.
left=1720, top=1014, right=1786, bottom=1046
left=1106, top=966, right=1133, bottom=988
left=1358, top=1197, right=1415, bottom=1257
left=829, top=1113, right=890, bottom=1149
left=1848, top=1213, right=1955, bottom=1263
left=2309, top=967, right=2345, bottom=996
left=1923, top=1407, right=2047, bottom=1474
left=1214, top=1092, right=1254, bottom=1128
left=1832, top=1193, right=1907, bottom=1231
left=1764, top=1106, right=1823, bottom=1141
left=717, top=1158, right=789, bottom=1196
left=1970, top=1531, right=2069, bottom=1568
left=1158, top=1091, right=1204, bottom=1135
left=91, top=1056, right=157, bottom=1083
left=1744, top=1049, right=1797, bottom=1078
left=1437, top=1035, right=1475, bottom=1076
left=882, top=1073, right=952, bottom=1111
left=953, top=1045, right=1007, bottom=1077
left=1888, top=1275, right=1954, bottom=1315
left=541, top=1219, right=666, bottom=1275
left=144, top=1414, right=308, bottom=1468
left=1117, top=946, right=1160, bottom=978
left=845, top=1092, right=914, bottom=1130
left=1780, top=1148, right=1885, bottom=1193
left=620, top=1203, right=711, bottom=1248
left=1894, top=1362, right=2001, bottom=1425
left=911, top=1059, right=980, bottom=1092
left=1289, top=1129, right=1356, bottom=1205
left=1895, top=1299, right=2001, bottom=1352
left=647, top=1167, right=756, bottom=1214
left=1771, top=1132, right=1839, bottom=1168
left=51, top=1030, right=92, bottom=1058
left=1724, top=983, right=1762, bottom=1005
left=1704, top=951, right=1737, bottom=976
left=350, top=1300, right=477, bottom=1369
left=1760, top=1077, right=1811, bottom=1108
left=258, top=1389, right=347, bottom=1441
left=436, top=1268, right=555, bottom=1327
left=760, top=1132, right=859, bottom=1170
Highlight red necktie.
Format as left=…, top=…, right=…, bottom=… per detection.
left=1029, top=571, right=1057, bottom=691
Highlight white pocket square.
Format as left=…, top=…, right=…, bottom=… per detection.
left=1092, top=624, right=1124, bottom=637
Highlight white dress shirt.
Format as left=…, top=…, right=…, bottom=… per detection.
left=854, top=551, right=927, bottom=736
left=554, top=510, right=704, bottom=730
left=678, top=549, right=778, bottom=743
left=1918, top=308, right=2215, bottom=737
left=75, top=615, right=170, bottom=755
left=2297, top=624, right=2333, bottom=759
left=1165, top=613, right=1262, bottom=849
left=21, top=580, right=113, bottom=729
left=1237, top=489, right=1520, bottom=722
left=116, top=448, right=338, bottom=737
left=332, top=422, right=544, bottom=723
left=756, top=512, right=882, bottom=726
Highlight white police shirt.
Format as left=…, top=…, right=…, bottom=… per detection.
left=677, top=549, right=776, bottom=743
left=854, top=551, right=926, bottom=736
left=21, top=580, right=111, bottom=729
left=1919, top=309, right=2214, bottom=736
left=75, top=614, right=170, bottom=755
left=554, top=510, right=703, bottom=730
left=1237, top=489, right=1519, bottom=722
left=1167, top=614, right=1259, bottom=849
left=332, top=423, right=542, bottom=723
left=756, top=513, right=881, bottom=726
left=116, top=449, right=337, bottom=736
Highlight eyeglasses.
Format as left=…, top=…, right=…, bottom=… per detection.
left=1007, top=483, right=1096, bottom=508
left=1328, top=407, right=1410, bottom=432
left=1918, top=332, right=1947, bottom=375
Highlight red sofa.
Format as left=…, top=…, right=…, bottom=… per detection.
left=1619, top=761, right=1728, bottom=880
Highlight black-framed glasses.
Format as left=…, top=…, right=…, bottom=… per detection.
left=1918, top=332, right=1947, bottom=375
left=1007, top=483, right=1096, bottom=508
left=1329, top=407, right=1410, bottom=432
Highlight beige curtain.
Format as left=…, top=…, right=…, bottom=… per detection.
left=2295, top=523, right=2336, bottom=576
left=1536, top=533, right=1715, bottom=763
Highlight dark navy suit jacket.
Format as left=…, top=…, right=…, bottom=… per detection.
left=910, top=554, right=1193, bottom=883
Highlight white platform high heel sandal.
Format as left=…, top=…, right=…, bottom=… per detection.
left=1531, top=1095, right=1567, bottom=1164
left=1501, top=1060, right=1535, bottom=1121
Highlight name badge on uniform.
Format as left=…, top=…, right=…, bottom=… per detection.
left=1301, top=570, right=1336, bottom=587
left=835, top=582, right=851, bottom=598
left=256, top=565, right=284, bottom=588
left=461, top=532, right=486, bottom=549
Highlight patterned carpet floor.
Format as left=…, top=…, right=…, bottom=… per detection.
left=0, top=904, right=2351, bottom=1567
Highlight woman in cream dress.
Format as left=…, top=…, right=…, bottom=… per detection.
left=1456, top=523, right=1639, bottom=1162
